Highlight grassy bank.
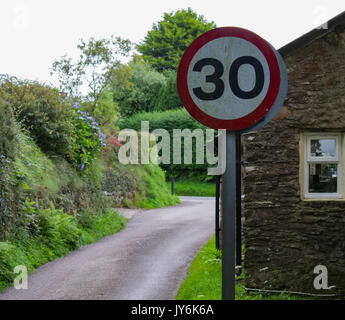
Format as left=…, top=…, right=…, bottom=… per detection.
left=175, top=235, right=308, bottom=300
left=129, top=164, right=180, bottom=209
left=168, top=180, right=215, bottom=197
left=0, top=208, right=126, bottom=292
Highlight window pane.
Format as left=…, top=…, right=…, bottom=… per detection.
left=309, top=163, right=338, bottom=193
left=310, top=139, right=336, bottom=157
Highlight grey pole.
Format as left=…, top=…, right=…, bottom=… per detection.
left=221, top=131, right=236, bottom=300
left=171, top=176, right=174, bottom=195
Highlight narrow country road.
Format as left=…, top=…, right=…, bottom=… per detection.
left=0, top=197, right=214, bottom=300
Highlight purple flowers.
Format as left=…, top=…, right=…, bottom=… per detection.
left=65, top=96, right=107, bottom=171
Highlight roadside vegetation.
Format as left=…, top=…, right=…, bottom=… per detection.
left=176, top=236, right=309, bottom=300
left=120, top=109, right=216, bottom=182
left=0, top=7, right=213, bottom=292
left=169, top=180, right=215, bottom=197
left=0, top=208, right=126, bottom=292
left=0, top=79, right=177, bottom=291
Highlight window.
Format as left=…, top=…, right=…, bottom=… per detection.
left=304, top=133, right=342, bottom=199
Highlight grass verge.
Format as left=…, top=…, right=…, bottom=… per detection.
left=168, top=180, right=215, bottom=197
left=0, top=208, right=126, bottom=292
left=175, top=235, right=311, bottom=300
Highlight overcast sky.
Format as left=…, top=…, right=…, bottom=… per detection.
left=0, top=0, right=344, bottom=87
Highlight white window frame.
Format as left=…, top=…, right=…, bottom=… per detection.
left=304, top=133, right=342, bottom=199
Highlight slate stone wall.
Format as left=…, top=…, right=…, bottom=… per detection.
left=243, top=28, right=345, bottom=293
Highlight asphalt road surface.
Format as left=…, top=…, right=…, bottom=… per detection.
left=0, top=197, right=214, bottom=300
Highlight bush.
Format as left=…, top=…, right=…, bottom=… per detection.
left=152, top=70, right=182, bottom=111
left=111, top=60, right=166, bottom=117
left=119, top=109, right=215, bottom=181
left=0, top=159, right=18, bottom=239
left=0, top=99, right=21, bottom=237
left=0, top=99, right=18, bottom=160
left=128, top=163, right=180, bottom=209
left=0, top=78, right=75, bottom=159
left=82, top=88, right=119, bottom=131
left=101, top=139, right=179, bottom=208
left=69, top=102, right=106, bottom=171
left=37, top=209, right=81, bottom=254
left=0, top=77, right=106, bottom=171
left=0, top=127, right=110, bottom=240
left=14, top=132, right=60, bottom=197
left=0, top=208, right=127, bottom=292
left=169, top=180, right=215, bottom=197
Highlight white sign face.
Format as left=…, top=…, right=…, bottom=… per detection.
left=187, top=37, right=271, bottom=120
left=177, top=27, right=286, bottom=131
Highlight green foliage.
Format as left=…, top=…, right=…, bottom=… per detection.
left=0, top=208, right=126, bottom=292
left=119, top=109, right=215, bottom=180
left=18, top=198, right=40, bottom=235
left=0, top=157, right=21, bottom=240
left=78, top=209, right=127, bottom=245
left=70, top=106, right=106, bottom=171
left=0, top=99, right=18, bottom=160
left=83, top=87, right=119, bottom=131
left=50, top=156, right=110, bottom=215
left=111, top=59, right=166, bottom=117
left=176, top=236, right=307, bottom=300
left=137, top=8, right=216, bottom=72
left=176, top=235, right=221, bottom=300
left=0, top=78, right=75, bottom=160
left=120, top=108, right=204, bottom=133
left=102, top=142, right=179, bottom=209
left=38, top=209, right=82, bottom=254
left=0, top=242, right=26, bottom=288
left=51, top=35, right=132, bottom=106
left=0, top=127, right=110, bottom=239
left=152, top=70, right=182, bottom=111
left=1, top=118, right=175, bottom=239
left=0, top=78, right=106, bottom=171
left=101, top=161, right=137, bottom=207
left=169, top=180, right=215, bottom=197
left=0, top=99, right=21, bottom=236
left=14, top=132, right=60, bottom=196
left=129, top=163, right=180, bottom=209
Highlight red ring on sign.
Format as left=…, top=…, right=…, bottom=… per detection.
left=177, top=27, right=281, bottom=131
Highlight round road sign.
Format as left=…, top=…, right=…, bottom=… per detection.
left=177, top=27, right=287, bottom=131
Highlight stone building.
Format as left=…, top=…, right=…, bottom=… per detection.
left=243, top=11, right=345, bottom=294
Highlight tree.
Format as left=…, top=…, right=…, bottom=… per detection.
left=152, top=70, right=182, bottom=111
left=51, top=36, right=132, bottom=111
left=137, top=8, right=216, bottom=72
left=111, top=57, right=166, bottom=117
left=83, top=86, right=119, bottom=131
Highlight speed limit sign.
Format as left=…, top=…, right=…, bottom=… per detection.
left=177, top=27, right=287, bottom=131
left=177, top=27, right=288, bottom=300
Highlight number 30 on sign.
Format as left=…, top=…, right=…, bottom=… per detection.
left=177, top=27, right=286, bottom=131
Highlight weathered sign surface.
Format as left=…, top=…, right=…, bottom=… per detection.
left=177, top=27, right=287, bottom=131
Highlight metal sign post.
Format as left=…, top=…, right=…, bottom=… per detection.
left=215, top=175, right=221, bottom=250
left=235, top=132, right=242, bottom=272
left=222, top=131, right=237, bottom=300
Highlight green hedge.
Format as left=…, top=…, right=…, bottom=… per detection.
left=0, top=78, right=106, bottom=171
left=0, top=128, right=111, bottom=240
left=0, top=99, right=18, bottom=160
left=0, top=79, right=75, bottom=160
left=0, top=99, right=20, bottom=236
left=119, top=109, right=215, bottom=181
left=151, top=70, right=182, bottom=111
